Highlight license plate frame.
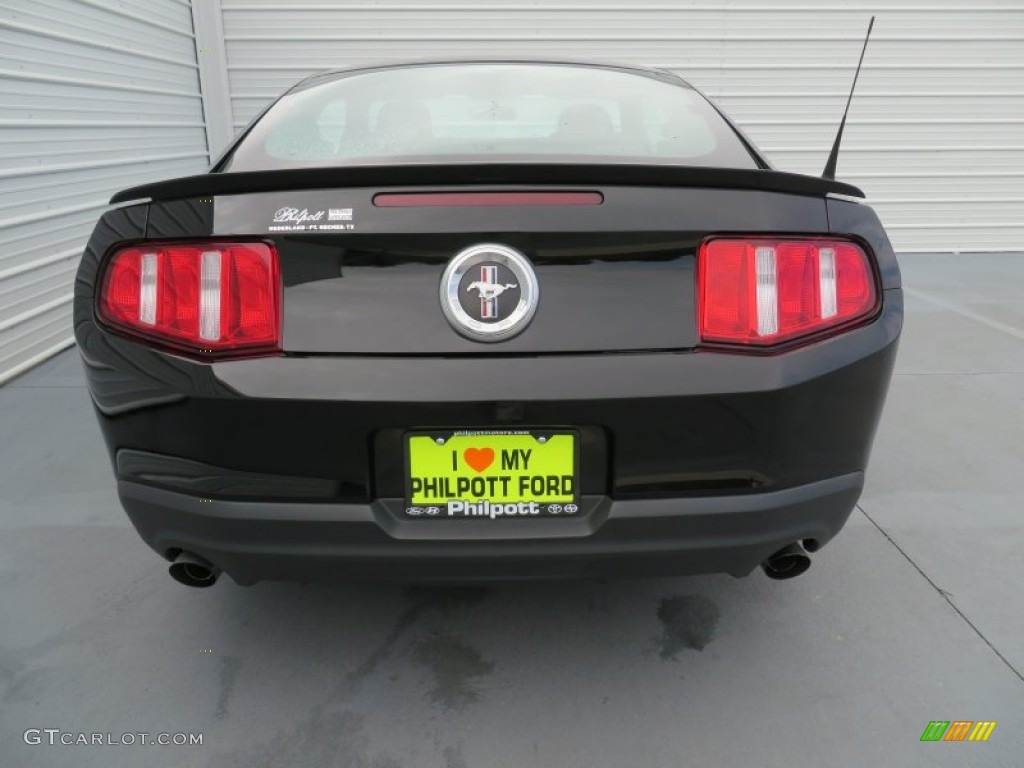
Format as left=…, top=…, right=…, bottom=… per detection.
left=403, top=428, right=580, bottom=520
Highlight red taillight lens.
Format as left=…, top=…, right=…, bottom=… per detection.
left=698, top=238, right=877, bottom=347
left=98, top=242, right=280, bottom=357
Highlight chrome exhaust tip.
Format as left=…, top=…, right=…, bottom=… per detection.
left=168, top=552, right=222, bottom=588
left=761, top=542, right=811, bottom=580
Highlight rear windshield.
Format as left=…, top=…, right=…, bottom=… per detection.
left=221, top=63, right=758, bottom=171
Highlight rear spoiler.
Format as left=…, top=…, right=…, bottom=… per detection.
left=110, top=163, right=864, bottom=204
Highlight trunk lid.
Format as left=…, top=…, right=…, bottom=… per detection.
left=143, top=183, right=829, bottom=355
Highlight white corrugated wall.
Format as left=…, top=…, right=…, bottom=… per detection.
left=217, top=0, right=1024, bottom=254
left=0, top=0, right=211, bottom=383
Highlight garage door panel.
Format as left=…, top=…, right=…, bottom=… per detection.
left=0, top=38, right=199, bottom=92
left=0, top=0, right=208, bottom=383
left=886, top=227, right=1024, bottom=253
left=0, top=158, right=211, bottom=213
left=0, top=307, right=75, bottom=383
left=0, top=127, right=209, bottom=165
left=746, top=121, right=1024, bottom=147
left=769, top=149, right=1024, bottom=176
left=0, top=260, right=78, bottom=328
left=850, top=175, right=1024, bottom=199
left=873, top=200, right=1024, bottom=227
left=719, top=95, right=1024, bottom=122
left=0, top=141, right=208, bottom=173
left=692, top=67, right=1024, bottom=94
left=1, top=0, right=198, bottom=62
left=0, top=78, right=204, bottom=122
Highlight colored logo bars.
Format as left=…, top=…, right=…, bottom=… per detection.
left=920, top=721, right=997, bottom=742
left=478, top=265, right=499, bottom=319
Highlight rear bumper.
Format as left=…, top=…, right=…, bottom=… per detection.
left=119, top=472, right=862, bottom=584
left=79, top=293, right=900, bottom=583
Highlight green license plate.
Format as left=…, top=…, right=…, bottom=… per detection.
left=405, top=429, right=578, bottom=519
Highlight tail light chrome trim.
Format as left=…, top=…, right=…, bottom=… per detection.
left=139, top=252, right=158, bottom=326
left=754, top=246, right=778, bottom=337
left=199, top=250, right=222, bottom=342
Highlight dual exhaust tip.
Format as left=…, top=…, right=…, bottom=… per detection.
left=168, top=551, right=221, bottom=588
left=168, top=542, right=813, bottom=588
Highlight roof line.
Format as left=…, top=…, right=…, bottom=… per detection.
left=293, top=57, right=693, bottom=89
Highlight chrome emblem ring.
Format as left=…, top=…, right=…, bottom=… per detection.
left=440, top=243, right=539, bottom=342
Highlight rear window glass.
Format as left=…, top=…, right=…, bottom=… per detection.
left=221, top=63, right=758, bottom=171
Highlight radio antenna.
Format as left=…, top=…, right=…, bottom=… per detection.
left=822, top=16, right=875, bottom=180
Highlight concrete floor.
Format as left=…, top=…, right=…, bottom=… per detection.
left=1, top=253, right=1022, bottom=767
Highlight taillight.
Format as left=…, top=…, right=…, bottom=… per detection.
left=98, top=242, right=280, bottom=357
left=698, top=237, right=877, bottom=347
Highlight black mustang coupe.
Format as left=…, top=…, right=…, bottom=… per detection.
left=74, top=60, right=901, bottom=587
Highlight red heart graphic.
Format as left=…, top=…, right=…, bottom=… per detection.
left=463, top=447, right=495, bottom=473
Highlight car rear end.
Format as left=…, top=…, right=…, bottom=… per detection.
left=73, top=61, right=901, bottom=585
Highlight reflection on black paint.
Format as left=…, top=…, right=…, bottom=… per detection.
left=146, top=197, right=215, bottom=239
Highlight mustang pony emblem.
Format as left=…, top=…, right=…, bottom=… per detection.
left=439, top=243, right=539, bottom=341
left=466, top=280, right=518, bottom=300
